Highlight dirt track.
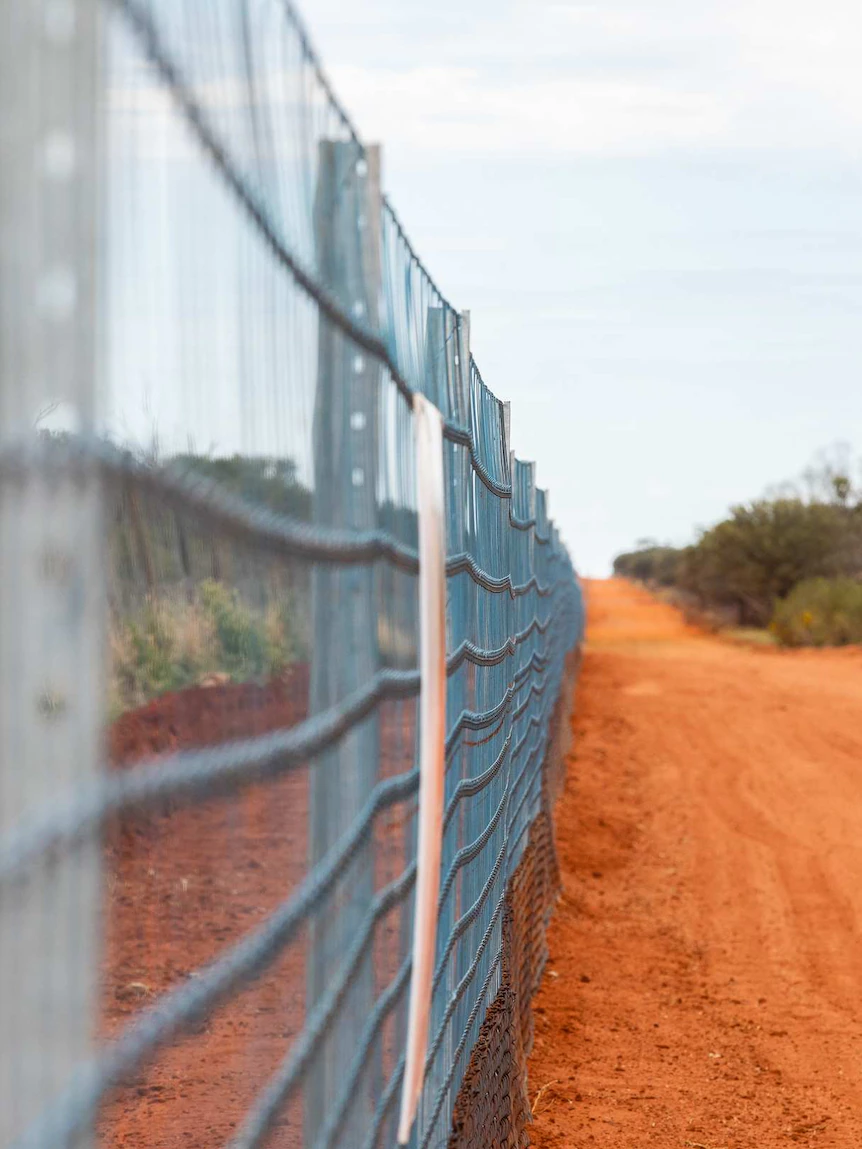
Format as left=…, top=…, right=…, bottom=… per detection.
left=528, top=579, right=862, bottom=1148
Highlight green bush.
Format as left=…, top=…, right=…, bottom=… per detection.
left=199, top=580, right=269, bottom=677
left=613, top=545, right=682, bottom=586
left=614, top=451, right=862, bottom=629
left=676, top=500, right=851, bottom=625
left=169, top=453, right=312, bottom=520
left=112, top=601, right=203, bottom=708
left=771, top=578, right=862, bottom=647
left=110, top=580, right=303, bottom=714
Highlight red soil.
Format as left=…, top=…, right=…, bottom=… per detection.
left=107, top=667, right=312, bottom=767
left=527, top=579, right=862, bottom=1148
left=101, top=668, right=312, bottom=1148
left=100, top=665, right=415, bottom=1148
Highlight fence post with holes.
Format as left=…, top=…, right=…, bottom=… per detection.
left=0, top=0, right=105, bottom=1143
left=308, top=140, right=383, bottom=1143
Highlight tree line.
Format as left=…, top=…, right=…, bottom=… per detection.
left=614, top=448, right=862, bottom=645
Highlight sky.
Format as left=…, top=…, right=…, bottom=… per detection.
left=300, top=0, right=862, bottom=575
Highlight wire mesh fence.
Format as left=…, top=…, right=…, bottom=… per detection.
left=0, top=2, right=583, bottom=1148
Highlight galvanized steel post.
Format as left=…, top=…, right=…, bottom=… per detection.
left=0, top=0, right=105, bottom=1142
left=308, top=139, right=383, bottom=1142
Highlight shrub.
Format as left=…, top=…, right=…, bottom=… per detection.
left=676, top=500, right=849, bottom=625
left=198, top=579, right=301, bottom=679
left=771, top=578, right=862, bottom=647
left=169, top=454, right=312, bottom=520
left=199, top=580, right=269, bottom=677
left=110, top=580, right=304, bottom=714
left=111, top=599, right=205, bottom=710
left=613, top=545, right=682, bottom=586
left=614, top=449, right=862, bottom=629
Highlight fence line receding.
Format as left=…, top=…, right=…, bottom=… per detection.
left=0, top=2, right=584, bottom=1148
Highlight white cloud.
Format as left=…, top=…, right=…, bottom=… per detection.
left=312, top=0, right=862, bottom=157
left=332, top=63, right=729, bottom=156
left=114, top=0, right=862, bottom=164
left=725, top=0, right=862, bottom=135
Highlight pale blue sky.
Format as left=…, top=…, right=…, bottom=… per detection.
left=304, top=0, right=862, bottom=575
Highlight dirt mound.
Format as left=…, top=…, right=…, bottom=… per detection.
left=108, top=664, right=310, bottom=765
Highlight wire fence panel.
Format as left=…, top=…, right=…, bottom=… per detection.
left=0, top=2, right=584, bottom=1149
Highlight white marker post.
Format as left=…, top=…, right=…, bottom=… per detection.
left=398, top=392, right=447, bottom=1146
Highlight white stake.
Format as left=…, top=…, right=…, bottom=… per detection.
left=398, top=392, right=447, bottom=1145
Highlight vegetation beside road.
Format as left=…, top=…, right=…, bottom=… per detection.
left=614, top=447, right=862, bottom=647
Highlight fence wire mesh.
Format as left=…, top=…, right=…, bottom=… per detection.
left=0, top=2, right=584, bottom=1149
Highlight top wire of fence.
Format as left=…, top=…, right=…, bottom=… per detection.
left=0, top=2, right=584, bottom=1148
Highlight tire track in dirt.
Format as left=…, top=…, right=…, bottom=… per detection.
left=527, top=579, right=862, bottom=1148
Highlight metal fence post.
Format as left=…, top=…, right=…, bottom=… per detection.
left=308, top=140, right=383, bottom=1142
left=0, top=0, right=105, bottom=1143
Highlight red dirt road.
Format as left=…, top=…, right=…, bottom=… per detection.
left=528, top=579, right=862, bottom=1148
